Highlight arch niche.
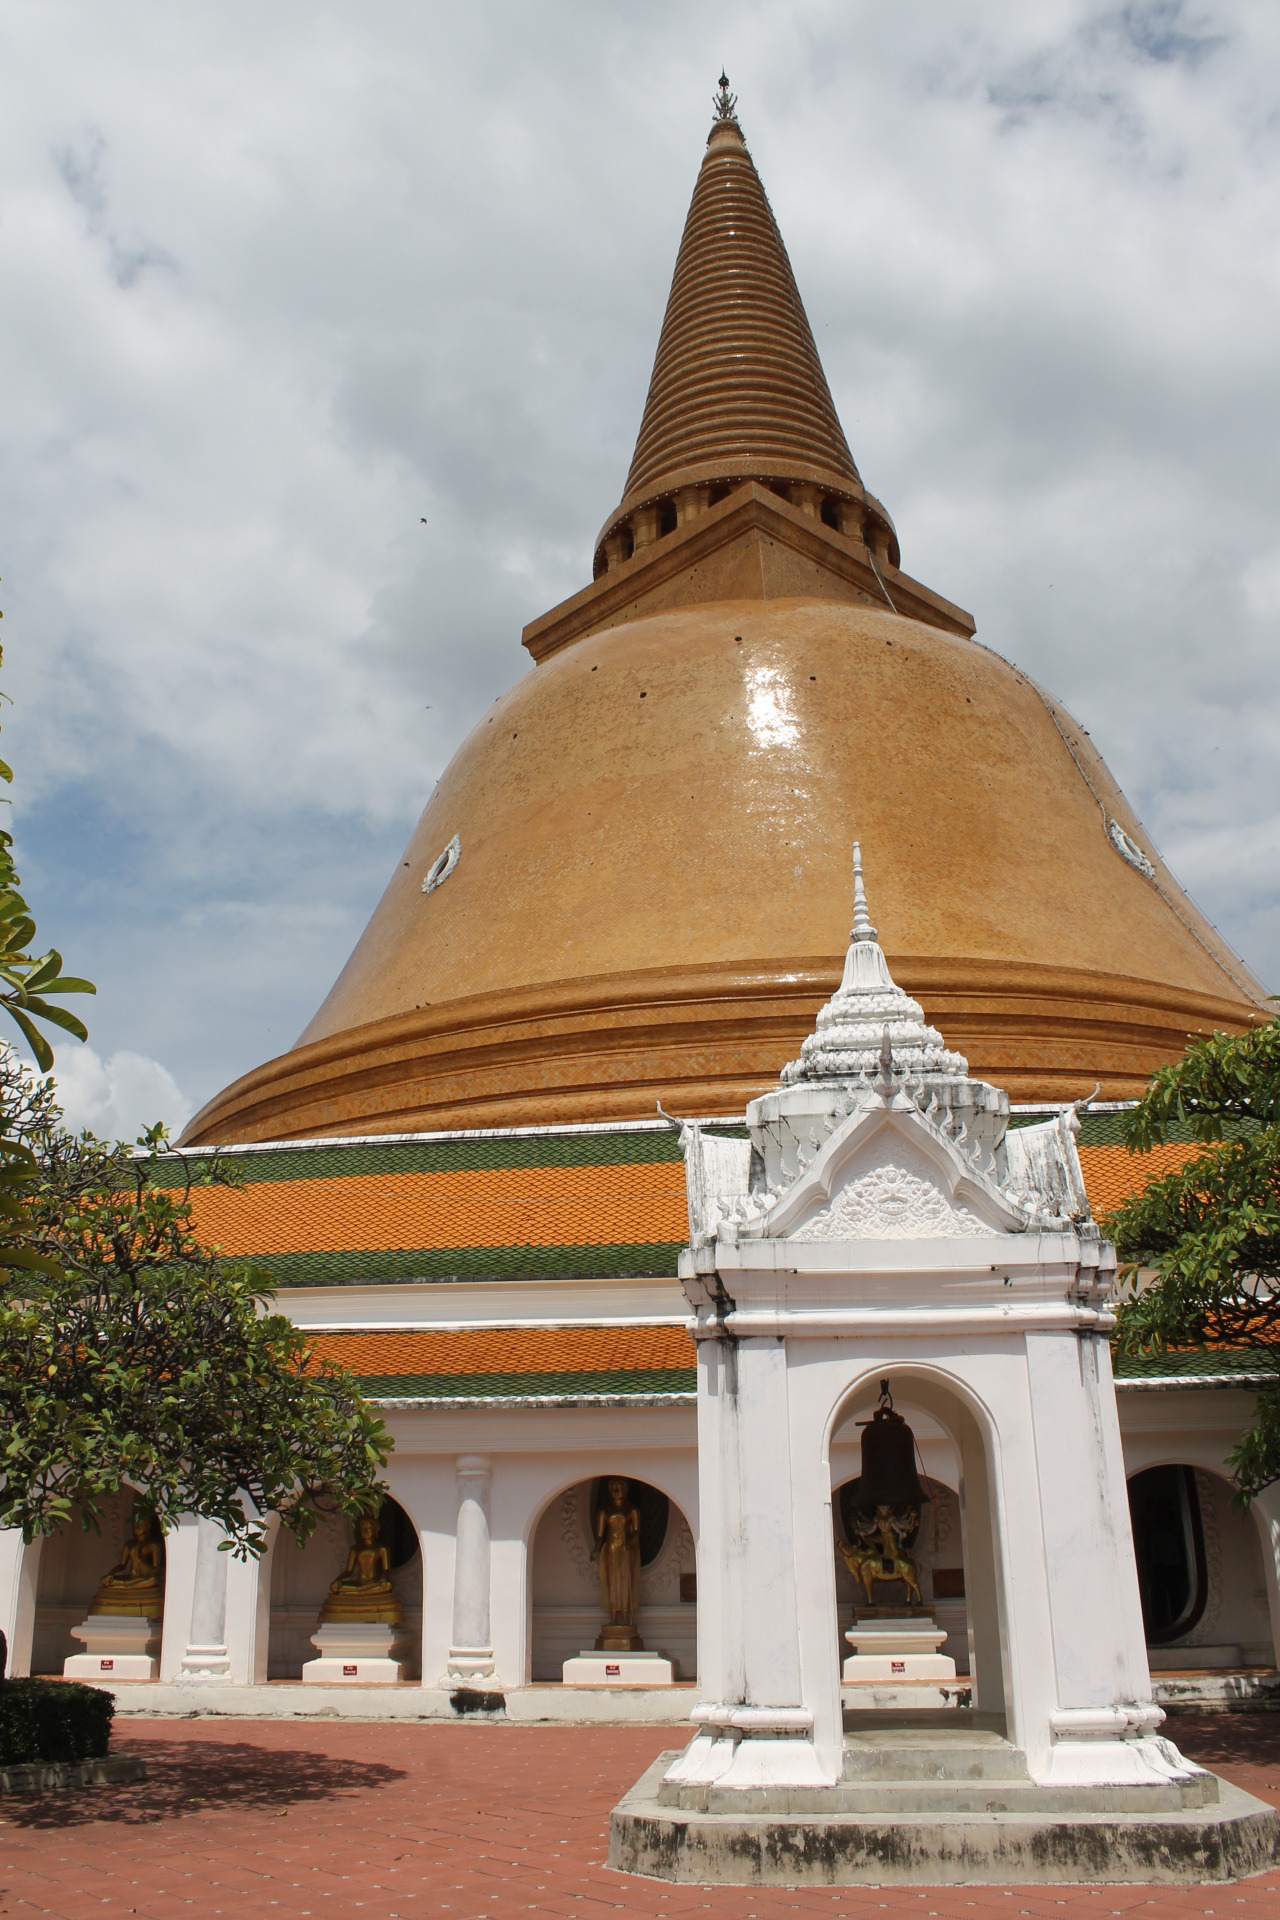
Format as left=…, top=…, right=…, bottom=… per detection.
left=828, top=1368, right=1008, bottom=1716
left=266, top=1495, right=422, bottom=1680
left=29, top=1488, right=157, bottom=1676
left=528, top=1474, right=697, bottom=1681
left=1127, top=1463, right=1274, bottom=1671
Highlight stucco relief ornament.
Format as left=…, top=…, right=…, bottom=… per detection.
left=1105, top=816, right=1156, bottom=880
left=780, top=844, right=969, bottom=1091
left=790, top=1157, right=988, bottom=1240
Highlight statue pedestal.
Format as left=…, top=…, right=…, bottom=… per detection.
left=842, top=1614, right=955, bottom=1683
left=303, top=1622, right=406, bottom=1683
left=65, top=1614, right=161, bottom=1681
left=563, top=1649, right=674, bottom=1686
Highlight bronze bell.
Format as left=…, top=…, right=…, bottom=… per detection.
left=851, top=1381, right=929, bottom=1513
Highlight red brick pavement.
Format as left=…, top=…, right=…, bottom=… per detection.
left=1, top=1714, right=1279, bottom=1920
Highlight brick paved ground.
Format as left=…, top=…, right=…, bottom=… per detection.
left=2, top=1714, right=1280, bottom=1920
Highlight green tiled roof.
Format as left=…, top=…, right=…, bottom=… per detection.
left=150, top=1125, right=687, bottom=1187
left=1113, top=1347, right=1275, bottom=1385
left=259, top=1240, right=686, bottom=1287
left=360, top=1366, right=698, bottom=1401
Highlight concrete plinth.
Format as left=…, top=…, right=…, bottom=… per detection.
left=564, top=1650, right=675, bottom=1686
left=841, top=1681, right=970, bottom=1711
left=303, top=1622, right=405, bottom=1683
left=610, top=1721, right=1280, bottom=1885
left=842, top=1615, right=956, bottom=1684
left=65, top=1614, right=161, bottom=1681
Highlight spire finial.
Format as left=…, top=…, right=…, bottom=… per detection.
left=850, top=841, right=878, bottom=945
left=712, top=72, right=738, bottom=124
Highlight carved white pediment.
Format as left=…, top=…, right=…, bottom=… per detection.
left=756, top=1100, right=1025, bottom=1242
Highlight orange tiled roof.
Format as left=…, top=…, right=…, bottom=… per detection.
left=1076, top=1141, right=1204, bottom=1216
left=310, top=1324, right=694, bottom=1377
left=306, top=1322, right=697, bottom=1401
left=186, top=1160, right=687, bottom=1258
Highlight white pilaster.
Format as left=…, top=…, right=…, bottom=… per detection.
left=444, top=1454, right=497, bottom=1685
left=180, top=1517, right=233, bottom=1683
left=0, top=1527, right=39, bottom=1677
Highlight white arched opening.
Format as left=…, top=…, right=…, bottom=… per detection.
left=527, top=1474, right=697, bottom=1681
left=29, top=1489, right=154, bottom=1675
left=1127, top=1462, right=1273, bottom=1671
left=825, top=1365, right=1010, bottom=1721
left=266, top=1496, right=423, bottom=1681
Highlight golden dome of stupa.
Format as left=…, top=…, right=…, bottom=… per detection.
left=184, top=86, right=1265, bottom=1146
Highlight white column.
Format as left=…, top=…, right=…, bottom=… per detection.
left=180, top=1517, right=233, bottom=1683
left=1247, top=1484, right=1280, bottom=1670
left=444, top=1455, right=497, bottom=1685
left=0, top=1528, right=40, bottom=1678
left=670, top=1332, right=830, bottom=1791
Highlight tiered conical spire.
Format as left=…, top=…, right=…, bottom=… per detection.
left=781, top=845, right=970, bottom=1088
left=601, top=79, right=863, bottom=542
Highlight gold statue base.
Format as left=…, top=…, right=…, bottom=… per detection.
left=596, top=1623, right=645, bottom=1652
left=88, top=1592, right=164, bottom=1618
left=852, top=1603, right=933, bottom=1621
left=319, top=1600, right=403, bottom=1626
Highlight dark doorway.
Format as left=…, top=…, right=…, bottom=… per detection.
left=1127, top=1465, right=1208, bottom=1644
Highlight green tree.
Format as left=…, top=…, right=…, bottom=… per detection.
left=0, top=655, right=96, bottom=1073
left=0, top=1053, right=390, bottom=1553
left=0, top=638, right=389, bottom=1554
left=0, top=641, right=96, bottom=1279
left=1107, top=1016, right=1280, bottom=1503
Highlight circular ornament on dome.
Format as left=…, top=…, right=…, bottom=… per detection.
left=422, top=833, right=461, bottom=895
left=1105, top=817, right=1155, bottom=880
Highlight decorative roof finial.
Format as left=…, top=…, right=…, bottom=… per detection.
left=850, top=841, right=878, bottom=945
left=712, top=72, right=738, bottom=124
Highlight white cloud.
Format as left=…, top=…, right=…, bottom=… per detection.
left=51, top=1046, right=192, bottom=1144
left=0, top=0, right=1276, bottom=1110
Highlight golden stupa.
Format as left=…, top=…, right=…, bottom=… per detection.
left=184, top=84, right=1265, bottom=1147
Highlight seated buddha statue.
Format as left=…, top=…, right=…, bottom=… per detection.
left=90, top=1510, right=166, bottom=1618
left=319, top=1514, right=404, bottom=1625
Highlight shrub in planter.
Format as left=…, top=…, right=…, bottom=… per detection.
left=0, top=1678, right=115, bottom=1765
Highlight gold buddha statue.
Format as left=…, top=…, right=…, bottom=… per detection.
left=319, top=1513, right=403, bottom=1625
left=90, top=1510, right=166, bottom=1617
left=593, top=1476, right=644, bottom=1652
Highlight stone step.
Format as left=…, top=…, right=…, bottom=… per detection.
left=690, top=1774, right=1218, bottom=1817
left=842, top=1726, right=1030, bottom=1783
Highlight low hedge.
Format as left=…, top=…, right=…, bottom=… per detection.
left=0, top=1678, right=115, bottom=1765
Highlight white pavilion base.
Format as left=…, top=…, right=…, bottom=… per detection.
left=611, top=1719, right=1280, bottom=1884
left=842, top=1615, right=957, bottom=1684
left=65, top=1614, right=161, bottom=1681
left=562, top=1650, right=675, bottom=1687
left=302, top=1622, right=405, bottom=1683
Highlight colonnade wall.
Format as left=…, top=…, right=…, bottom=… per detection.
left=3, top=1396, right=1280, bottom=1687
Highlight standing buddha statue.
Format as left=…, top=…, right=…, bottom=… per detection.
left=593, top=1476, right=644, bottom=1652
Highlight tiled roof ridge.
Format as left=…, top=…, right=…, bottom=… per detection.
left=146, top=1115, right=743, bottom=1162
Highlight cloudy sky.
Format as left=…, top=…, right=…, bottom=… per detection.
left=1, top=0, right=1277, bottom=1139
